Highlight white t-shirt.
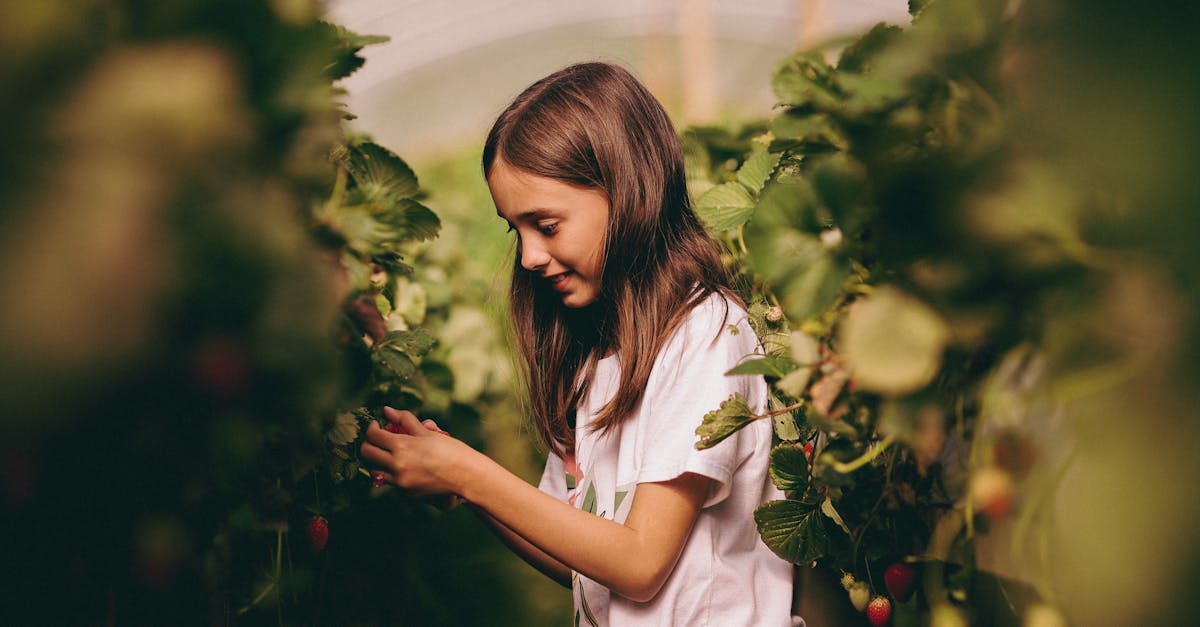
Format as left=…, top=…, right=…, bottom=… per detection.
left=537, top=292, right=795, bottom=627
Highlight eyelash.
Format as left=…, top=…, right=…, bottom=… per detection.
left=505, top=222, right=557, bottom=236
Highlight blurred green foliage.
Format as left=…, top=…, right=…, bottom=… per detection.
left=687, top=0, right=1200, bottom=625
left=0, top=1, right=562, bottom=625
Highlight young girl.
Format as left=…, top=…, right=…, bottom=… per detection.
left=360, top=62, right=795, bottom=626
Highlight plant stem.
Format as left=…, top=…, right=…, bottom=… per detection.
left=829, top=434, right=896, bottom=474
left=758, top=399, right=805, bottom=419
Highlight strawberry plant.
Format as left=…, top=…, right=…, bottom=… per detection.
left=0, top=1, right=530, bottom=624
left=689, top=0, right=1200, bottom=624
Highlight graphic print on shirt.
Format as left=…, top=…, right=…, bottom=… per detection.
left=569, top=469, right=638, bottom=627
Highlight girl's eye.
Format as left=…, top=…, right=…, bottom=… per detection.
left=538, top=222, right=558, bottom=235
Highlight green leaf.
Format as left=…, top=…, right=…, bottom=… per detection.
left=820, top=495, right=852, bottom=535
left=348, top=142, right=419, bottom=201
left=778, top=253, right=851, bottom=322
left=769, top=443, right=810, bottom=492
left=736, top=150, right=781, bottom=195
left=754, top=500, right=830, bottom=564
left=324, top=23, right=390, bottom=80
left=811, top=154, right=870, bottom=230
left=695, top=394, right=755, bottom=450
left=373, top=199, right=442, bottom=243
left=838, top=286, right=950, bottom=395
left=337, top=207, right=397, bottom=254
left=378, top=328, right=435, bottom=357
left=752, top=172, right=821, bottom=233
left=373, top=345, right=416, bottom=380
left=837, top=23, right=902, bottom=73
left=772, top=52, right=841, bottom=109
left=725, top=355, right=797, bottom=378
left=773, top=412, right=801, bottom=441
left=695, top=182, right=756, bottom=231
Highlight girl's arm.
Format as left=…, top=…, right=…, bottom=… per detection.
left=360, top=410, right=711, bottom=603
left=468, top=504, right=572, bottom=588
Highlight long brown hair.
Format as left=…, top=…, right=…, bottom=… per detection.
left=483, top=62, right=732, bottom=453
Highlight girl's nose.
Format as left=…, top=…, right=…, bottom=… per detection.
left=520, top=241, right=550, bottom=272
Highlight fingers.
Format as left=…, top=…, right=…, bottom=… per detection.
left=388, top=407, right=429, bottom=436
left=422, top=419, right=450, bottom=435
left=359, top=438, right=392, bottom=466
left=363, top=421, right=399, bottom=448
left=382, top=407, right=449, bottom=436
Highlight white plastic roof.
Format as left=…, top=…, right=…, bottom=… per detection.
left=326, top=0, right=909, bottom=162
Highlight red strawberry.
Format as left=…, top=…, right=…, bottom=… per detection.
left=306, top=516, right=329, bottom=553
left=372, top=472, right=387, bottom=488
left=803, top=442, right=814, bottom=460
left=867, top=595, right=892, bottom=626
left=884, top=562, right=916, bottom=602
left=970, top=467, right=1015, bottom=521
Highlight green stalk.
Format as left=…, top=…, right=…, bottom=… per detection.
left=829, top=434, right=896, bottom=474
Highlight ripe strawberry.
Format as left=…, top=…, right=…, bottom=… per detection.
left=970, top=466, right=1015, bottom=521
left=372, top=471, right=387, bottom=488
left=306, top=516, right=329, bottom=553
left=884, top=562, right=916, bottom=602
left=803, top=442, right=814, bottom=460
left=866, top=595, right=892, bottom=626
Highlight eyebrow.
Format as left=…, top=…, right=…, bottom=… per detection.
left=496, top=208, right=556, bottom=221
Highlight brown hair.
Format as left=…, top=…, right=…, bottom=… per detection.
left=483, top=62, right=733, bottom=453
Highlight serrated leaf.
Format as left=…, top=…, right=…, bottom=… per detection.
left=754, top=500, right=830, bottom=564
left=695, top=394, right=755, bottom=450
left=736, top=150, right=781, bottom=195
left=769, top=443, right=810, bottom=491
left=348, top=142, right=419, bottom=201
left=725, top=355, right=796, bottom=378
left=695, top=182, right=756, bottom=231
left=397, top=199, right=441, bottom=242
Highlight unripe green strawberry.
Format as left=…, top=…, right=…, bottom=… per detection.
left=840, top=571, right=856, bottom=591
left=849, top=581, right=870, bottom=612
left=306, top=516, right=328, bottom=552
left=867, top=596, right=892, bottom=626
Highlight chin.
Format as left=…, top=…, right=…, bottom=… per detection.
left=561, top=291, right=598, bottom=309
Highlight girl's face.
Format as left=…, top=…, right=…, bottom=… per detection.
left=488, top=160, right=609, bottom=308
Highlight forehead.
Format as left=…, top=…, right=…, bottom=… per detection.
left=488, top=160, right=608, bottom=220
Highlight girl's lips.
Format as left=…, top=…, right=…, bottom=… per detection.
left=547, top=271, right=573, bottom=292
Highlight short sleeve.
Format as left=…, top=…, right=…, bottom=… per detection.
left=632, top=295, right=768, bottom=508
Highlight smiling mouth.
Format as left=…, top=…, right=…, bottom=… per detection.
left=546, top=271, right=573, bottom=291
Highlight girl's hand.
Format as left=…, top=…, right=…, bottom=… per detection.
left=360, top=407, right=470, bottom=501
